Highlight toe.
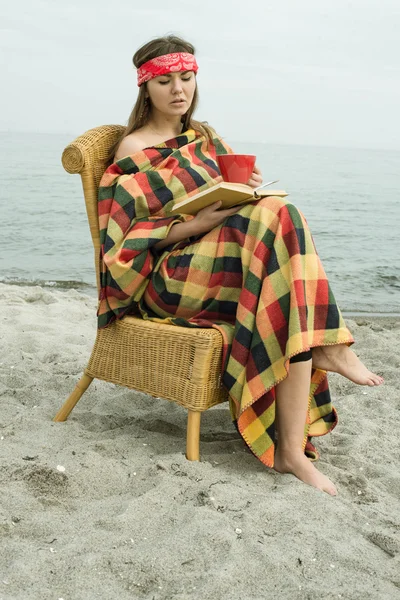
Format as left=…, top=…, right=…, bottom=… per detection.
left=326, top=484, right=337, bottom=496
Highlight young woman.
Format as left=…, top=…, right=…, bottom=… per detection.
left=98, top=35, right=383, bottom=496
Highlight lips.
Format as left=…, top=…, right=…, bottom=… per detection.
left=171, top=99, right=185, bottom=104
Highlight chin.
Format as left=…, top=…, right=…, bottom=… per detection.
left=167, top=107, right=186, bottom=117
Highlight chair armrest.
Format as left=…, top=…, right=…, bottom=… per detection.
left=61, top=124, right=126, bottom=174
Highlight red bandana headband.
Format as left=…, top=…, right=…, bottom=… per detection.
left=137, top=52, right=198, bottom=87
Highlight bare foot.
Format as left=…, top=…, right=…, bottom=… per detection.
left=274, top=449, right=337, bottom=496
left=312, top=344, right=384, bottom=386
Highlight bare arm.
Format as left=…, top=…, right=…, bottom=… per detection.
left=154, top=201, right=240, bottom=250
left=154, top=219, right=198, bottom=250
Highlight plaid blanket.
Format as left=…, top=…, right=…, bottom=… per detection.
left=98, top=129, right=354, bottom=468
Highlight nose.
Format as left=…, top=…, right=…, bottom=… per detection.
left=171, top=76, right=183, bottom=94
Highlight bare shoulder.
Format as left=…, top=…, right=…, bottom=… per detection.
left=114, top=132, right=149, bottom=161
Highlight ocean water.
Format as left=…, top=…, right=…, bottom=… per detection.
left=1, top=131, right=399, bottom=314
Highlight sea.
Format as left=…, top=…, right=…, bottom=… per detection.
left=1, top=131, right=399, bottom=315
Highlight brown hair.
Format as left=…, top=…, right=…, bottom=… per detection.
left=107, top=35, right=216, bottom=163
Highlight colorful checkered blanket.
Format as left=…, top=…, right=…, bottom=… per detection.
left=98, top=129, right=353, bottom=467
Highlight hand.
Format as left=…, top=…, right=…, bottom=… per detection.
left=246, top=164, right=263, bottom=189
left=192, top=201, right=240, bottom=235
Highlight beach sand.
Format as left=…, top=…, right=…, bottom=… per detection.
left=1, top=282, right=399, bottom=600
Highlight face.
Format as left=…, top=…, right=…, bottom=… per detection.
left=146, top=71, right=197, bottom=118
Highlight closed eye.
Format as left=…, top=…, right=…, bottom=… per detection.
left=158, top=76, right=192, bottom=85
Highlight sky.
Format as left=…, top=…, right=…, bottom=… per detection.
left=1, top=0, right=400, bottom=149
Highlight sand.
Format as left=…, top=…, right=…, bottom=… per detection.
left=0, top=282, right=399, bottom=600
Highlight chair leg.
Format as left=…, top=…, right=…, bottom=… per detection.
left=186, top=410, right=201, bottom=461
left=53, top=373, right=94, bottom=422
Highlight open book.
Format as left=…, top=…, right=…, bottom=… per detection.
left=169, top=181, right=288, bottom=216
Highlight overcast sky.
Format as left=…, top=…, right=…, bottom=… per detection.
left=1, top=0, right=399, bottom=149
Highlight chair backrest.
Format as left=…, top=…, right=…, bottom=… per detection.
left=61, top=124, right=125, bottom=293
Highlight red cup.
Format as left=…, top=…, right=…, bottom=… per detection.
left=216, top=154, right=256, bottom=184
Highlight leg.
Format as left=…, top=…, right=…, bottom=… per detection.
left=53, top=373, right=93, bottom=422
left=186, top=410, right=201, bottom=461
left=274, top=359, right=337, bottom=495
left=312, top=344, right=384, bottom=386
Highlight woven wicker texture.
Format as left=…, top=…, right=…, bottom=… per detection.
left=87, top=317, right=228, bottom=410
left=62, top=125, right=125, bottom=292
left=61, top=125, right=228, bottom=412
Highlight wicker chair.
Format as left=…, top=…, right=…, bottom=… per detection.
left=53, top=125, right=229, bottom=460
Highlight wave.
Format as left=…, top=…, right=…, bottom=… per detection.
left=0, top=277, right=97, bottom=295
left=376, top=273, right=400, bottom=290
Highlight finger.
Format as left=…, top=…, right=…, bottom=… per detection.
left=252, top=172, right=263, bottom=181
left=208, top=200, right=222, bottom=210
left=247, top=177, right=263, bottom=189
left=220, top=206, right=241, bottom=216
left=248, top=171, right=263, bottom=181
left=253, top=164, right=262, bottom=175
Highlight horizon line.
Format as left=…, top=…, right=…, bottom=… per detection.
left=0, top=129, right=399, bottom=153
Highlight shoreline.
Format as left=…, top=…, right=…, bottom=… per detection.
left=1, top=281, right=399, bottom=318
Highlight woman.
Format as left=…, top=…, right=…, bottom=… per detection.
left=98, top=35, right=383, bottom=496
